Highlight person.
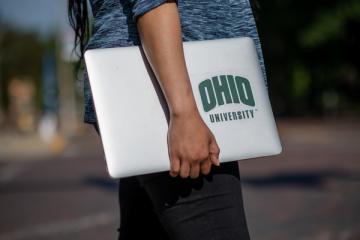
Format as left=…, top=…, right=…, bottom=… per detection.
left=68, top=0, right=267, bottom=239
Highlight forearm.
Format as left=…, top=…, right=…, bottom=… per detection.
left=136, top=1, right=198, bottom=117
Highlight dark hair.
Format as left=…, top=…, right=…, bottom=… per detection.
left=249, top=0, right=260, bottom=21
left=68, top=0, right=91, bottom=70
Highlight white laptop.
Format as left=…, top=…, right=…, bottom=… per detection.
left=84, top=37, right=282, bottom=179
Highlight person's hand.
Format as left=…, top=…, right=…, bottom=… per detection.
left=167, top=109, right=221, bottom=179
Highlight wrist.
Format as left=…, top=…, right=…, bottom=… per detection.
left=169, top=98, right=199, bottom=119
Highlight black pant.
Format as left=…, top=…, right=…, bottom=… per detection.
left=93, top=124, right=251, bottom=240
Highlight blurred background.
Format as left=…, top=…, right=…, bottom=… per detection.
left=0, top=0, right=359, bottom=240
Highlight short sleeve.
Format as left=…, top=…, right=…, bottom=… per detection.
left=130, top=0, right=176, bottom=22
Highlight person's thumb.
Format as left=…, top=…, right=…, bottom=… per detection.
left=209, top=134, right=220, bottom=166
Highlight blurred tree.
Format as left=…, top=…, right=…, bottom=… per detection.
left=0, top=23, right=50, bottom=122
left=256, top=0, right=360, bottom=117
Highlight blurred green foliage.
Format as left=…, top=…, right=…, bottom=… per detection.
left=256, top=0, right=359, bottom=116
left=300, top=0, right=360, bottom=47
left=0, top=23, right=54, bottom=113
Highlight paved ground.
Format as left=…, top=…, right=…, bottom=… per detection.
left=0, top=118, right=359, bottom=240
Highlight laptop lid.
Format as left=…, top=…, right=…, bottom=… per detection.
left=84, top=37, right=282, bottom=178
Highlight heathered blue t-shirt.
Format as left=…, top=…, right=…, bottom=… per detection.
left=83, top=0, right=267, bottom=125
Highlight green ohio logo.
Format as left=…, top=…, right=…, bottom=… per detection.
left=198, top=75, right=255, bottom=112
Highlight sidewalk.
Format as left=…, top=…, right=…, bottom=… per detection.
left=0, top=124, right=98, bottom=162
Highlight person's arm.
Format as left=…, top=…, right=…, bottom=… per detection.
left=136, top=0, right=195, bottom=117
left=135, top=1, right=220, bottom=178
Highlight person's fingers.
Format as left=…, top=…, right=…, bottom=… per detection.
left=209, top=134, right=220, bottom=166
left=189, top=162, right=200, bottom=179
left=200, top=158, right=212, bottom=175
left=169, top=155, right=181, bottom=177
left=179, top=160, right=190, bottom=178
